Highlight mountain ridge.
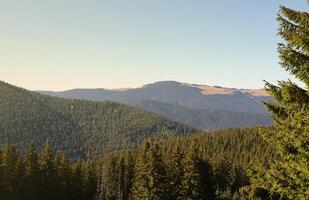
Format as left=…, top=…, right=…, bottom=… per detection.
left=37, top=81, right=273, bottom=130
left=38, top=81, right=272, bottom=114
left=38, top=80, right=270, bottom=97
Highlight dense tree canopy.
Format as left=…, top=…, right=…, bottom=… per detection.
left=97, top=127, right=277, bottom=200
left=0, top=81, right=195, bottom=159
left=0, top=141, right=98, bottom=200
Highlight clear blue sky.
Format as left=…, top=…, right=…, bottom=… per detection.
left=0, top=0, right=307, bottom=90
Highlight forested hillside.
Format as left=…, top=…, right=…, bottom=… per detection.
left=0, top=81, right=195, bottom=159
left=138, top=99, right=272, bottom=130
left=97, top=127, right=278, bottom=199
left=0, top=141, right=98, bottom=200
left=0, top=127, right=277, bottom=200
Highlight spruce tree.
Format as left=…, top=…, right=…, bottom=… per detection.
left=54, top=150, right=71, bottom=199
left=123, top=151, right=134, bottom=200
left=131, top=141, right=170, bottom=200
left=214, top=159, right=233, bottom=199
left=131, top=141, right=152, bottom=200
left=248, top=6, right=309, bottom=200
left=147, top=141, right=170, bottom=200
left=38, top=139, right=56, bottom=199
left=167, top=143, right=184, bottom=200
left=179, top=141, right=205, bottom=200
left=21, top=142, right=41, bottom=199
left=0, top=144, right=23, bottom=200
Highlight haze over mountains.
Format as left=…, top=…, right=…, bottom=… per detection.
left=39, top=81, right=273, bottom=130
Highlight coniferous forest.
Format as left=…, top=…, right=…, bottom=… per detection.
left=0, top=5, right=308, bottom=200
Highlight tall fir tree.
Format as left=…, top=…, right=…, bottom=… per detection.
left=247, top=6, right=309, bottom=200
left=21, top=142, right=41, bottom=200
left=131, top=141, right=152, bottom=200
left=131, top=141, right=170, bottom=200
left=179, top=141, right=206, bottom=200
left=167, top=142, right=185, bottom=200
left=0, top=144, right=23, bottom=200
left=38, top=139, right=56, bottom=200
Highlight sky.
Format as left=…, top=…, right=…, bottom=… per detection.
left=0, top=0, right=308, bottom=91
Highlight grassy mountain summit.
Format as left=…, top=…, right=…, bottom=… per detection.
left=0, top=81, right=195, bottom=159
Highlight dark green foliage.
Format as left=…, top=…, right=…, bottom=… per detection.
left=0, top=81, right=195, bottom=159
left=245, top=6, right=309, bottom=200
left=179, top=142, right=207, bottom=200
left=0, top=127, right=277, bottom=200
left=131, top=141, right=170, bottom=200
left=0, top=142, right=98, bottom=200
left=97, top=127, right=276, bottom=200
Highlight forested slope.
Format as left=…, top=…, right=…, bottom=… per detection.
left=0, top=127, right=277, bottom=200
left=97, top=127, right=278, bottom=199
left=138, top=99, right=272, bottom=130
left=0, top=81, right=195, bottom=158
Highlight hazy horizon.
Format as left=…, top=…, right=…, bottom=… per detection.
left=1, top=0, right=307, bottom=90
left=32, top=80, right=268, bottom=92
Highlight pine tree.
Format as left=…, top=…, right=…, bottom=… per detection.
left=248, top=6, right=309, bottom=200
left=147, top=141, right=170, bottom=200
left=81, top=161, right=98, bottom=200
left=54, top=150, right=71, bottom=199
left=97, top=162, right=108, bottom=200
left=71, top=161, right=84, bottom=200
left=179, top=141, right=205, bottom=200
left=0, top=144, right=23, bottom=200
left=214, top=159, right=234, bottom=199
left=118, top=156, right=126, bottom=200
left=131, top=141, right=170, bottom=200
left=123, top=151, right=134, bottom=200
left=167, top=142, right=184, bottom=200
left=131, top=141, right=152, bottom=200
left=38, top=139, right=56, bottom=200
left=199, top=159, right=216, bottom=200
left=21, top=142, right=41, bottom=200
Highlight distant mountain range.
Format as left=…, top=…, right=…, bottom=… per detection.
left=38, top=81, right=273, bottom=130
left=0, top=81, right=194, bottom=158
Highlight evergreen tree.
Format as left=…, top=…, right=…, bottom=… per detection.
left=167, top=143, right=184, bottom=200
left=247, top=6, right=309, bottom=200
left=118, top=157, right=126, bottom=200
left=0, top=144, right=23, bottom=200
left=81, top=161, right=98, bottom=200
left=131, top=141, right=152, bottom=200
left=38, top=139, right=56, bottom=199
left=123, top=151, right=134, bottom=200
left=105, top=155, right=120, bottom=200
left=97, top=162, right=108, bottom=200
left=71, top=161, right=84, bottom=200
left=131, top=141, right=170, bottom=200
left=21, top=142, right=41, bottom=199
left=179, top=141, right=205, bottom=200
left=199, top=159, right=216, bottom=200
left=214, top=159, right=234, bottom=199
left=54, top=150, right=71, bottom=199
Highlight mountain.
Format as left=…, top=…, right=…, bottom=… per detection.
left=39, top=81, right=271, bottom=114
left=137, top=99, right=272, bottom=130
left=38, top=81, right=273, bottom=129
left=0, top=81, right=195, bottom=158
